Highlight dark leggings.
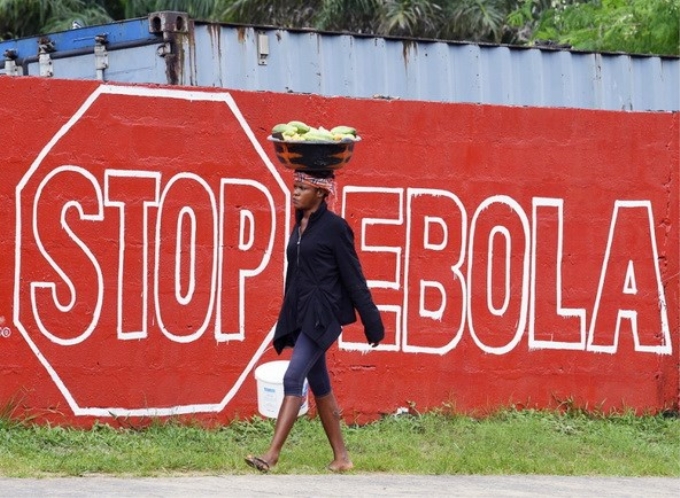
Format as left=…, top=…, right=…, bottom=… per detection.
left=283, top=332, right=331, bottom=398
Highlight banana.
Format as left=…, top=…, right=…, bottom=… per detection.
left=287, top=120, right=311, bottom=133
left=271, top=123, right=299, bottom=138
left=303, top=128, right=335, bottom=141
left=330, top=125, right=356, bottom=136
left=271, top=123, right=288, bottom=134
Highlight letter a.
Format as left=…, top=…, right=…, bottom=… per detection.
left=587, top=201, right=671, bottom=354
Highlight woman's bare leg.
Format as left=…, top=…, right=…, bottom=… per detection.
left=315, top=391, right=353, bottom=471
left=249, top=395, right=303, bottom=470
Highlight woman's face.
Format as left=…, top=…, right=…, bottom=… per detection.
left=292, top=181, right=324, bottom=211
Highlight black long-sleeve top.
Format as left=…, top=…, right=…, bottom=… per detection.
left=273, top=201, right=385, bottom=354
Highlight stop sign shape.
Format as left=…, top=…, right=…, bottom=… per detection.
left=14, top=85, right=290, bottom=417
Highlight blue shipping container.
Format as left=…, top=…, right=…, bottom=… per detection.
left=1, top=11, right=677, bottom=111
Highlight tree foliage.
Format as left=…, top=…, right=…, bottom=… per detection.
left=531, top=0, right=680, bottom=55
left=224, top=0, right=520, bottom=42
left=0, top=0, right=111, bottom=38
left=0, top=0, right=677, bottom=56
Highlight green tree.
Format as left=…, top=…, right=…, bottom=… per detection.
left=115, top=0, right=226, bottom=20
left=0, top=0, right=548, bottom=46
left=1, top=0, right=676, bottom=55
left=0, top=0, right=112, bottom=38
left=530, top=0, right=680, bottom=55
left=224, top=0, right=523, bottom=42
left=374, top=0, right=443, bottom=37
left=440, top=0, right=519, bottom=43
left=225, top=0, right=323, bottom=28
left=0, top=0, right=229, bottom=39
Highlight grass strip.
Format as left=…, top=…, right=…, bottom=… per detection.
left=1, top=407, right=678, bottom=477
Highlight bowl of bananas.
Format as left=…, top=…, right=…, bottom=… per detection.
left=268, top=120, right=360, bottom=171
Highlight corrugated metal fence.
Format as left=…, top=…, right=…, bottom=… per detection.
left=1, top=12, right=678, bottom=111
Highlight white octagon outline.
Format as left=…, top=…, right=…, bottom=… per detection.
left=14, top=84, right=290, bottom=417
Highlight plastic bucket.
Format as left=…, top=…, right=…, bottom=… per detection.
left=254, top=360, right=309, bottom=419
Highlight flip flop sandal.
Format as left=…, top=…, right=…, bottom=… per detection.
left=245, top=455, right=271, bottom=473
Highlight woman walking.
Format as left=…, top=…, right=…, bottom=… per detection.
left=245, top=169, right=384, bottom=472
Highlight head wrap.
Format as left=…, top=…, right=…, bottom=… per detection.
left=293, top=171, right=336, bottom=196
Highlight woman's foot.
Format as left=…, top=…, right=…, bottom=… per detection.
left=327, top=457, right=354, bottom=472
left=244, top=454, right=276, bottom=472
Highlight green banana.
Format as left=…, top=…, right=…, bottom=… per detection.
left=330, top=125, right=356, bottom=136
left=287, top=120, right=311, bottom=133
left=271, top=123, right=289, bottom=134
left=303, top=128, right=334, bottom=141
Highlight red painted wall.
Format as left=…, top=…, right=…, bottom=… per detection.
left=0, top=77, right=678, bottom=426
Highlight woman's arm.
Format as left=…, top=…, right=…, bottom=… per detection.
left=334, top=219, right=385, bottom=346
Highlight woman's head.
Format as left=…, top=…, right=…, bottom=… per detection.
left=293, top=170, right=335, bottom=196
left=292, top=170, right=336, bottom=211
